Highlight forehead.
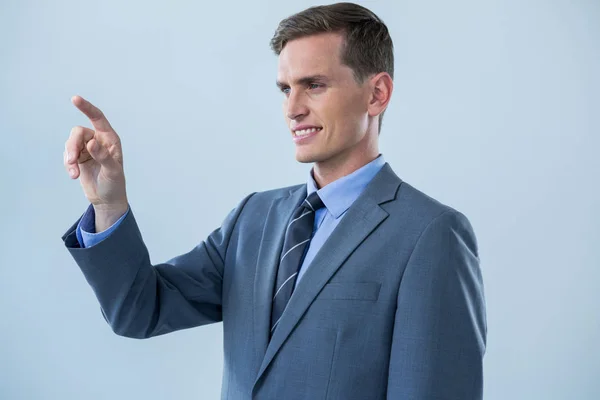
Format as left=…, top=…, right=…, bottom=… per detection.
left=277, top=32, right=346, bottom=80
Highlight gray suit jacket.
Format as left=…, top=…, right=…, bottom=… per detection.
left=62, top=163, right=487, bottom=399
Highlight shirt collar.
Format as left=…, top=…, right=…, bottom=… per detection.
left=306, top=154, right=386, bottom=219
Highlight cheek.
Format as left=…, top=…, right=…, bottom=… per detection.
left=332, top=98, right=369, bottom=139
left=282, top=100, right=292, bottom=124
left=312, top=91, right=366, bottom=132
left=316, top=96, right=346, bottom=125
left=332, top=97, right=366, bottom=126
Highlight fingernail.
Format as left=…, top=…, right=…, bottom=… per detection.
left=67, top=152, right=73, bottom=163
left=69, top=168, right=76, bottom=177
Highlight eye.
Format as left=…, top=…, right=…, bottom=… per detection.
left=308, top=83, right=323, bottom=90
left=280, top=87, right=291, bottom=95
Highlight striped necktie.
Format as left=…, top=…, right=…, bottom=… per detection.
left=270, top=191, right=325, bottom=337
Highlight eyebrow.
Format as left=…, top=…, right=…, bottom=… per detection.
left=276, top=74, right=330, bottom=90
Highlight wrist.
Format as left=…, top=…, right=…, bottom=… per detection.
left=93, top=202, right=129, bottom=233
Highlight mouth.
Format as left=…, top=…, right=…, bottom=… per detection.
left=292, top=127, right=322, bottom=142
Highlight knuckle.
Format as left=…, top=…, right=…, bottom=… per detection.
left=63, top=153, right=71, bottom=168
left=69, top=125, right=84, bottom=138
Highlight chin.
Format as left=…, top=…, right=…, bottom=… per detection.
left=294, top=148, right=332, bottom=164
left=295, top=151, right=316, bottom=164
left=295, top=145, right=322, bottom=163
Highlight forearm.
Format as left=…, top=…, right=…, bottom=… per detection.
left=67, top=207, right=224, bottom=338
left=62, top=192, right=256, bottom=339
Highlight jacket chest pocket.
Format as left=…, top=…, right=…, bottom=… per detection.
left=317, top=281, right=381, bottom=301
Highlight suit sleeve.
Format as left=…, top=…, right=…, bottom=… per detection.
left=387, top=210, right=487, bottom=399
left=61, top=192, right=255, bottom=339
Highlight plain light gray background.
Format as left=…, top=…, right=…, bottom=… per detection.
left=1, top=0, right=598, bottom=399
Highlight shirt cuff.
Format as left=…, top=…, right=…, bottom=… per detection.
left=76, top=203, right=130, bottom=248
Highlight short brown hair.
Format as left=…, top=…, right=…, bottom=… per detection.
left=270, top=2, right=394, bottom=133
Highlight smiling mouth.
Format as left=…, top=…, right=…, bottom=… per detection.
left=293, top=127, right=322, bottom=137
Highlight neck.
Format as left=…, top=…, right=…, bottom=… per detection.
left=312, top=149, right=379, bottom=189
left=311, top=122, right=380, bottom=188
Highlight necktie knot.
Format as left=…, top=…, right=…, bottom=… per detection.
left=302, top=191, right=325, bottom=212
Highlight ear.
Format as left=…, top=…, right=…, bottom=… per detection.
left=367, top=72, right=393, bottom=118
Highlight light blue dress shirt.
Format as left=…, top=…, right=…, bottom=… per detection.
left=77, top=154, right=386, bottom=287
left=292, top=154, right=385, bottom=288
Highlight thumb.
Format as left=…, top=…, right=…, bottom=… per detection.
left=87, top=137, right=116, bottom=166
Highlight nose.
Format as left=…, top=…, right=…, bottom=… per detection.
left=285, top=90, right=309, bottom=120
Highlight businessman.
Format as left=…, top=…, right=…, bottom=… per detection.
left=62, top=3, right=487, bottom=399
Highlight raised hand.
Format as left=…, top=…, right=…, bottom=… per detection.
left=64, top=96, right=128, bottom=228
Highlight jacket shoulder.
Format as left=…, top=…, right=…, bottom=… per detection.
left=393, top=181, right=467, bottom=225
left=250, top=183, right=303, bottom=201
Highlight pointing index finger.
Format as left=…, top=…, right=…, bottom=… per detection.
left=71, top=95, right=113, bottom=132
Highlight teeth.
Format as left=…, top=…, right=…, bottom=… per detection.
left=294, top=127, right=321, bottom=136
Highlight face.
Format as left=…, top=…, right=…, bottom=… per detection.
left=277, top=32, right=377, bottom=167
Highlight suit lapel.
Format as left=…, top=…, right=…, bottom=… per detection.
left=253, top=163, right=402, bottom=387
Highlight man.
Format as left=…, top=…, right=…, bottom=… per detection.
left=62, top=3, right=486, bottom=399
